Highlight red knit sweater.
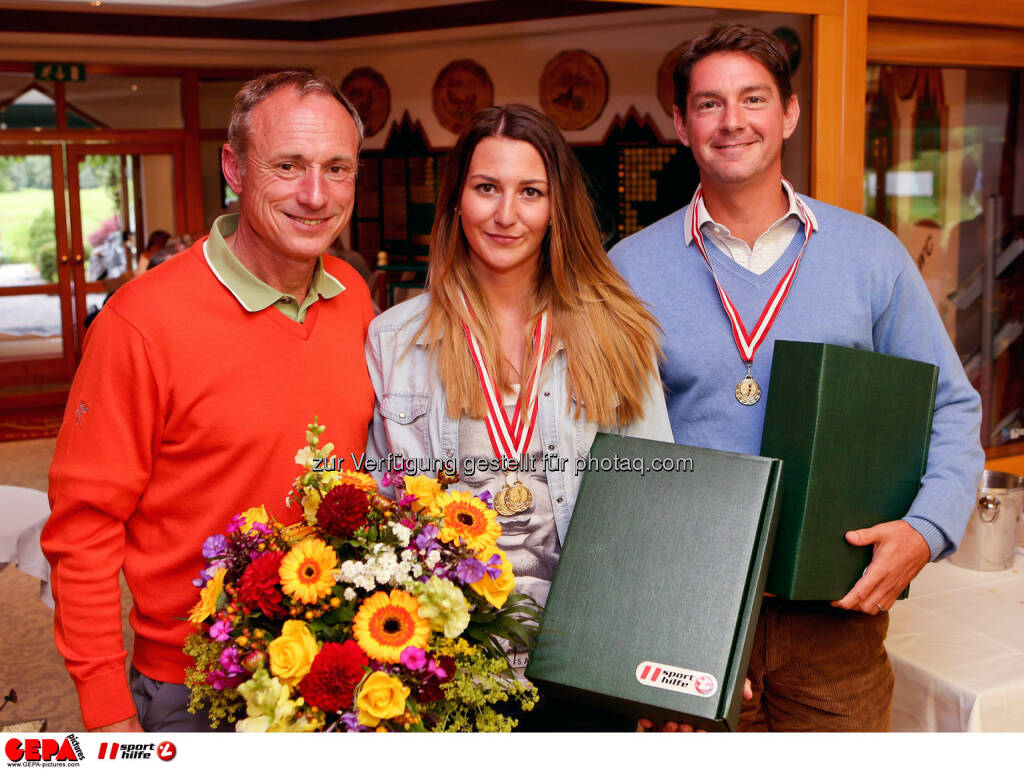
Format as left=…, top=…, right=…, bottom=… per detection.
left=43, top=239, right=375, bottom=729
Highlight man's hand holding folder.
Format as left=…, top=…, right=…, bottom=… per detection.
left=832, top=520, right=931, bottom=614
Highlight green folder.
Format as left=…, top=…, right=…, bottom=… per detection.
left=525, top=433, right=782, bottom=731
left=760, top=341, right=937, bottom=600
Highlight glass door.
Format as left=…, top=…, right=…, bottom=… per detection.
left=0, top=140, right=185, bottom=387
left=65, top=144, right=185, bottom=350
left=0, top=144, right=74, bottom=386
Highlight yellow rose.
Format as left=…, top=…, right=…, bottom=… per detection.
left=268, top=620, right=319, bottom=687
left=241, top=505, right=269, bottom=533
left=468, top=546, right=515, bottom=609
left=356, top=672, right=410, bottom=727
left=404, top=475, right=441, bottom=513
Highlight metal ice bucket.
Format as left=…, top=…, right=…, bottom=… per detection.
left=950, top=470, right=1024, bottom=571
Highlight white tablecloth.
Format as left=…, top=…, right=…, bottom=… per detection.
left=886, top=549, right=1024, bottom=731
left=0, top=485, right=53, bottom=607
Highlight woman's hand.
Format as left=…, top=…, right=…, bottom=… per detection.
left=635, top=678, right=753, bottom=732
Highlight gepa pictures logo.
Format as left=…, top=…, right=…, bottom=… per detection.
left=5, top=734, right=84, bottom=766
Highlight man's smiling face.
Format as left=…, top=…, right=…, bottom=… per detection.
left=229, top=86, right=360, bottom=269
left=674, top=51, right=798, bottom=190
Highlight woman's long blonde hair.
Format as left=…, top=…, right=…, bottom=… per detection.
left=420, top=104, right=661, bottom=426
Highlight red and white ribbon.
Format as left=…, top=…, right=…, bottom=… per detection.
left=689, top=183, right=815, bottom=364
left=460, top=298, right=552, bottom=464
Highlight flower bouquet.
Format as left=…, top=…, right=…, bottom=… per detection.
left=184, top=420, right=540, bottom=732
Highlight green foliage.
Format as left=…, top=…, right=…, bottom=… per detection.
left=81, top=155, right=122, bottom=209
left=27, top=209, right=57, bottom=283
left=184, top=633, right=243, bottom=728
left=428, top=637, right=538, bottom=732
left=0, top=156, right=52, bottom=192
left=464, top=591, right=542, bottom=661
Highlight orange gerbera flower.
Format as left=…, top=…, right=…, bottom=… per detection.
left=352, top=590, right=430, bottom=663
left=332, top=470, right=378, bottom=494
left=432, top=490, right=501, bottom=551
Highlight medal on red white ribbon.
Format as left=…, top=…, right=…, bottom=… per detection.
left=460, top=299, right=552, bottom=515
left=689, top=184, right=815, bottom=405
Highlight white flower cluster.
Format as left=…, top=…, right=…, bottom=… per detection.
left=336, top=543, right=424, bottom=592
left=388, top=521, right=413, bottom=547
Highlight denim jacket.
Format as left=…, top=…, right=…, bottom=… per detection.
left=364, top=292, right=673, bottom=545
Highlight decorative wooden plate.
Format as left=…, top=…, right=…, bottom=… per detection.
left=341, top=67, right=391, bottom=138
left=432, top=59, right=493, bottom=135
left=539, top=50, right=608, bottom=131
left=658, top=41, right=688, bottom=117
left=772, top=27, right=803, bottom=75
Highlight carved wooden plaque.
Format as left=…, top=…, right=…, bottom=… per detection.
left=432, top=59, right=493, bottom=135
left=539, top=50, right=609, bottom=131
left=341, top=67, right=391, bottom=137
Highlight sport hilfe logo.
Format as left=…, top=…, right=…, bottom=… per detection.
left=96, top=741, right=176, bottom=761
left=635, top=661, right=718, bottom=698
left=5, top=735, right=84, bottom=765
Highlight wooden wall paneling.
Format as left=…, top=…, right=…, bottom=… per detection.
left=867, top=21, right=1024, bottom=69
left=597, top=0, right=843, bottom=14
left=866, top=0, right=1024, bottom=28
left=181, top=71, right=205, bottom=234
left=810, top=1, right=867, bottom=210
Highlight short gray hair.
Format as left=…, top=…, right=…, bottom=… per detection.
left=227, top=71, right=365, bottom=167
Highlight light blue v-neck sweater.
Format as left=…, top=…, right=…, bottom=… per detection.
left=610, top=195, right=984, bottom=561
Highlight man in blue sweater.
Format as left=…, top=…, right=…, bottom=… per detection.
left=610, top=24, right=983, bottom=731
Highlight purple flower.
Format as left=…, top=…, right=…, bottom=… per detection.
left=455, top=557, right=486, bottom=584
left=219, top=646, right=245, bottom=675
left=202, top=534, right=228, bottom=560
left=226, top=514, right=246, bottom=534
left=207, top=668, right=246, bottom=691
left=400, top=646, right=427, bottom=671
left=340, top=712, right=368, bottom=732
left=382, top=469, right=406, bottom=489
left=250, top=521, right=272, bottom=537
left=193, top=561, right=223, bottom=588
left=209, top=620, right=232, bottom=642
left=399, top=493, right=417, bottom=508
left=414, top=524, right=440, bottom=552
left=478, top=489, right=493, bottom=508
left=485, top=553, right=503, bottom=580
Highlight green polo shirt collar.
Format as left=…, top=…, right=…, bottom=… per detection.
left=203, top=214, right=344, bottom=322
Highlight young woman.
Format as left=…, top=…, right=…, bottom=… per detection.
left=364, top=105, right=672, bottom=728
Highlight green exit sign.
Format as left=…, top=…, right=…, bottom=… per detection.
left=34, top=63, right=86, bottom=82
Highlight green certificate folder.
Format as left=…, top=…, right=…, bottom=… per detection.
left=760, top=341, right=937, bottom=600
left=525, top=433, right=782, bottom=731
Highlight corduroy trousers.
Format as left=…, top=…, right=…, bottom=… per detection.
left=738, top=598, right=893, bottom=732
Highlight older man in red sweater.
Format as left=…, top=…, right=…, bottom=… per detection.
left=43, top=72, right=375, bottom=732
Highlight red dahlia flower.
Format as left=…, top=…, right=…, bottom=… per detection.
left=237, top=551, right=287, bottom=618
left=317, top=484, right=369, bottom=538
left=298, top=640, right=369, bottom=712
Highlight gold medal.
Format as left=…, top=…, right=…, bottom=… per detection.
left=735, top=364, right=762, bottom=406
left=493, top=484, right=512, bottom=516
left=505, top=478, right=533, bottom=513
